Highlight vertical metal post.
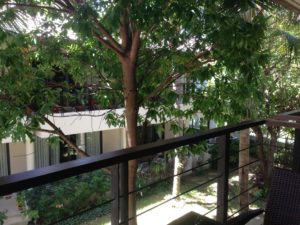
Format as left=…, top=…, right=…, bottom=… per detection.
left=217, top=133, right=230, bottom=223
left=111, top=165, right=119, bottom=225
left=111, top=162, right=129, bottom=225
left=293, top=129, right=300, bottom=172
left=6, top=143, right=11, bottom=175
left=99, top=131, right=103, bottom=154
left=119, top=162, right=129, bottom=225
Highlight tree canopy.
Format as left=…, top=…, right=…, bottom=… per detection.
left=0, top=0, right=269, bottom=138
left=0, top=1, right=270, bottom=224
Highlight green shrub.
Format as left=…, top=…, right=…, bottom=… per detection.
left=18, top=170, right=110, bottom=225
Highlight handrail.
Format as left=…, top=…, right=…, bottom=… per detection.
left=0, top=119, right=265, bottom=196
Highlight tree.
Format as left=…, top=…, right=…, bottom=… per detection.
left=193, top=6, right=300, bottom=211
left=0, top=1, right=268, bottom=224
left=251, top=9, right=300, bottom=186
left=191, top=6, right=270, bottom=211
left=0, top=29, right=90, bottom=157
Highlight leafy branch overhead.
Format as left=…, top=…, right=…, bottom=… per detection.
left=0, top=0, right=269, bottom=129
left=0, top=2, right=270, bottom=224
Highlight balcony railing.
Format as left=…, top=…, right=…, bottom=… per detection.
left=1, top=110, right=300, bottom=225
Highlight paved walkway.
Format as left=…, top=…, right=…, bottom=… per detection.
left=0, top=194, right=28, bottom=225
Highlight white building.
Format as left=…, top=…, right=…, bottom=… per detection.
left=0, top=77, right=212, bottom=177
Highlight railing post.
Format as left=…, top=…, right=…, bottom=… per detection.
left=119, top=162, right=129, bottom=225
left=111, top=163, right=129, bottom=225
left=217, top=134, right=230, bottom=223
left=293, top=129, right=300, bottom=173
left=111, top=165, right=119, bottom=225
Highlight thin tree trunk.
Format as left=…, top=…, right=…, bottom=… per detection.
left=172, top=151, right=182, bottom=198
left=267, top=126, right=279, bottom=183
left=121, top=56, right=138, bottom=225
left=172, top=80, right=183, bottom=200
left=252, top=126, right=269, bottom=187
left=239, top=128, right=249, bottom=211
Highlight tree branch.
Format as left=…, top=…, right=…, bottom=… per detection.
left=120, top=9, right=131, bottom=51
left=142, top=48, right=214, bottom=105
left=142, top=71, right=181, bottom=104
left=130, top=30, right=141, bottom=64
left=92, top=17, right=124, bottom=55
left=93, top=31, right=124, bottom=57
left=42, top=115, right=89, bottom=157
left=137, top=51, right=165, bottom=87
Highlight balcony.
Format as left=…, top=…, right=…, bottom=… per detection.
left=1, top=110, right=299, bottom=225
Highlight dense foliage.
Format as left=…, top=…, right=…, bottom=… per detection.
left=17, top=170, right=110, bottom=224
left=0, top=1, right=269, bottom=139
left=0, top=1, right=270, bottom=223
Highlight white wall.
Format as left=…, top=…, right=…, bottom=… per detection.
left=102, top=128, right=126, bottom=153
left=9, top=141, right=34, bottom=174
left=36, top=108, right=148, bottom=138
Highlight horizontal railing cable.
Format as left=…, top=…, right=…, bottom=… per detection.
left=227, top=197, right=262, bottom=219
left=0, top=119, right=265, bottom=196
left=203, top=205, right=220, bottom=216
left=128, top=157, right=221, bottom=195
left=229, top=159, right=260, bottom=173
left=228, top=184, right=257, bottom=202
left=125, top=175, right=222, bottom=223
left=237, top=144, right=259, bottom=153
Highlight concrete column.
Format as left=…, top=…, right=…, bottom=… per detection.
left=77, top=133, right=86, bottom=151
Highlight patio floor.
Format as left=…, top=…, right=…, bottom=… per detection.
left=246, top=214, right=263, bottom=225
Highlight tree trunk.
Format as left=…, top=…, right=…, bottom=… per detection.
left=121, top=56, right=138, bottom=225
left=172, top=80, right=184, bottom=200
left=267, top=126, right=279, bottom=183
left=172, top=151, right=182, bottom=199
left=252, top=126, right=269, bottom=187
left=239, top=128, right=249, bottom=211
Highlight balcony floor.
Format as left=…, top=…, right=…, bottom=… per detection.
left=246, top=214, right=263, bottom=225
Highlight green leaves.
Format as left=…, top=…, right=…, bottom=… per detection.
left=19, top=169, right=111, bottom=224
left=0, top=0, right=274, bottom=143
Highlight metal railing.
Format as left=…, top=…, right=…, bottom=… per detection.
left=7, top=107, right=299, bottom=225
left=0, top=118, right=270, bottom=225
